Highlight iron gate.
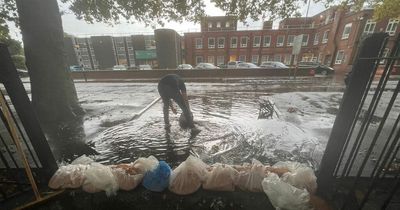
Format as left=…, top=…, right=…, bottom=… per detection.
left=317, top=33, right=400, bottom=209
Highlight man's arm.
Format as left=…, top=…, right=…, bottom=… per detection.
left=169, top=100, right=177, bottom=114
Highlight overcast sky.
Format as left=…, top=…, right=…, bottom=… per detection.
left=9, top=0, right=326, bottom=40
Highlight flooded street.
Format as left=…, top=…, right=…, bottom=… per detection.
left=75, top=78, right=344, bottom=169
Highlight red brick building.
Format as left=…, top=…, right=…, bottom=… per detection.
left=183, top=7, right=399, bottom=73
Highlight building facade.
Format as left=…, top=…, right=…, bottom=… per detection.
left=184, top=7, right=400, bottom=73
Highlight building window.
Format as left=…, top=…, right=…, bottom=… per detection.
left=261, top=55, right=269, bottom=62
left=239, top=55, right=246, bottom=62
left=284, top=54, right=292, bottom=65
left=322, top=30, right=329, bottom=43
left=386, top=19, right=399, bottom=36
left=208, top=22, right=212, bottom=28
left=231, top=37, right=237, bottom=48
left=208, top=56, right=215, bottom=64
left=251, top=55, right=259, bottom=64
left=217, top=22, right=221, bottom=28
left=253, top=36, right=261, bottom=47
left=314, top=33, right=319, bottom=45
left=276, top=36, right=284, bottom=47
left=196, top=56, right=203, bottom=64
left=217, top=56, right=224, bottom=65
left=274, top=54, right=282, bottom=62
left=364, top=19, right=376, bottom=34
left=335, top=50, right=345, bottom=64
left=208, top=37, right=215, bottom=48
left=263, top=36, right=271, bottom=47
left=302, top=34, right=309, bottom=46
left=225, top=22, right=230, bottom=28
left=287, top=35, right=295, bottom=46
left=342, top=23, right=352, bottom=39
left=195, top=38, right=203, bottom=49
left=240, top=36, right=248, bottom=47
left=318, top=53, right=323, bottom=63
left=218, top=37, right=225, bottom=48
left=380, top=48, right=390, bottom=64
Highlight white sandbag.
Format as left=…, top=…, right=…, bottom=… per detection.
left=273, top=161, right=317, bottom=194
left=82, top=163, right=118, bottom=196
left=203, top=164, right=238, bottom=191
left=48, top=164, right=88, bottom=189
left=234, top=159, right=267, bottom=192
left=71, top=155, right=95, bottom=165
left=132, top=155, right=159, bottom=174
left=262, top=173, right=311, bottom=210
left=169, top=156, right=208, bottom=195
left=111, top=163, right=143, bottom=191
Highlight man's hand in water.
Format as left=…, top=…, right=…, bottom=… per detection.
left=170, top=102, right=177, bottom=114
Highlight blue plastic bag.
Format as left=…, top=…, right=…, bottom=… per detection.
left=142, top=161, right=171, bottom=192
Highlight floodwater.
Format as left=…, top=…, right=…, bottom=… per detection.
left=72, top=78, right=344, bottom=169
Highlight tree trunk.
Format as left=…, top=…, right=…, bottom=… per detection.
left=15, top=0, right=83, bottom=124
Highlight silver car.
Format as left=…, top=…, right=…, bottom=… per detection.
left=237, top=62, right=260, bottom=68
left=260, top=61, right=289, bottom=69
left=195, top=63, right=219, bottom=69
left=177, top=64, right=193, bottom=70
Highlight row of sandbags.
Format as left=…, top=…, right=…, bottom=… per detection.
left=49, top=155, right=327, bottom=209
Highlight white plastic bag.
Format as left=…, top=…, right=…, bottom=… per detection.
left=82, top=163, right=118, bottom=196
left=169, top=156, right=208, bottom=195
left=203, top=163, right=238, bottom=191
left=262, top=173, right=310, bottom=210
left=48, top=164, right=88, bottom=189
left=273, top=161, right=317, bottom=194
left=132, top=155, right=159, bottom=174
left=111, top=164, right=143, bottom=191
left=234, top=159, right=267, bottom=192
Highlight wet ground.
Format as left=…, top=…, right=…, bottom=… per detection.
left=71, top=77, right=345, bottom=169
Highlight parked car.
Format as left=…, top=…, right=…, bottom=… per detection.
left=138, top=64, right=152, bottom=70
left=217, top=64, right=227, bottom=69
left=260, top=61, right=289, bottom=69
left=298, top=62, right=334, bottom=75
left=112, top=65, right=128, bottom=71
left=195, top=63, right=219, bottom=69
left=237, top=62, right=260, bottom=68
left=227, top=61, right=243, bottom=68
left=177, top=64, right=193, bottom=70
left=69, top=65, right=84, bottom=71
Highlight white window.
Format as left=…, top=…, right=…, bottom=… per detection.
left=364, top=20, right=376, bottom=34
left=314, top=33, right=319, bottom=45
left=208, top=56, right=215, bottom=64
left=302, top=34, right=309, bottom=46
left=284, top=54, right=292, bottom=65
left=196, top=56, right=203, bottom=64
left=263, top=36, right=271, bottom=47
left=342, top=23, right=352, bottom=39
left=217, top=22, right=221, bottom=28
left=318, top=53, right=323, bottom=63
left=225, top=22, right=230, bottom=28
left=218, top=37, right=225, bottom=48
left=335, top=50, right=345, bottom=64
left=239, top=55, right=246, bottom=61
left=230, top=37, right=237, bottom=48
left=380, top=48, right=390, bottom=64
left=208, top=37, right=215, bottom=48
left=217, top=56, right=224, bottom=65
left=386, top=19, right=399, bottom=36
left=251, top=55, right=259, bottom=64
left=287, top=35, right=295, bottom=46
left=276, top=36, right=284, bottom=47
left=261, top=55, right=269, bottom=62
left=274, top=54, right=282, bottom=62
left=208, top=22, right=212, bottom=28
left=322, top=30, right=329, bottom=43
left=253, top=36, right=261, bottom=47
left=241, top=36, right=248, bottom=47
left=195, top=38, right=203, bottom=49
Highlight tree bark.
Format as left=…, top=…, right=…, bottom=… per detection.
left=15, top=0, right=83, bottom=124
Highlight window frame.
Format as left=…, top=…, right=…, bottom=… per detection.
left=263, top=35, right=271, bottom=47
left=276, top=36, right=285, bottom=47
left=253, top=36, right=261, bottom=47
left=208, top=37, right=215, bottom=48
left=218, top=37, right=225, bottom=48
left=342, top=23, right=352, bottom=39
left=335, top=50, right=345, bottom=64
left=322, top=30, right=329, bottom=43
left=230, top=37, right=238, bottom=48
left=195, top=38, right=203, bottom=49
left=240, top=36, right=248, bottom=47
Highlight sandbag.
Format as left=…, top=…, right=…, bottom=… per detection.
left=111, top=164, right=143, bottom=191
left=82, top=163, right=118, bottom=196
left=262, top=173, right=310, bottom=210
left=132, top=155, right=159, bottom=174
left=169, top=156, right=208, bottom=195
left=234, top=159, right=267, bottom=192
left=203, top=164, right=239, bottom=191
left=143, top=160, right=171, bottom=192
left=48, top=164, right=88, bottom=189
left=273, top=161, right=317, bottom=194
